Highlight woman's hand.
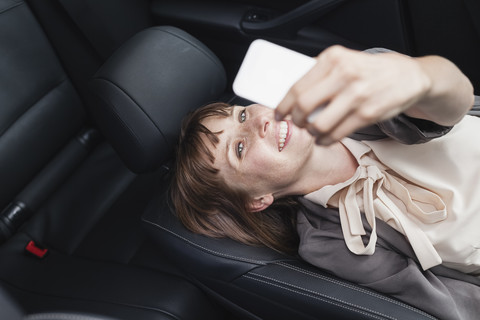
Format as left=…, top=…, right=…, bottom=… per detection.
left=275, top=45, right=474, bottom=145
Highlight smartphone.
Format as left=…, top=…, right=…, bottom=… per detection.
left=233, top=39, right=316, bottom=108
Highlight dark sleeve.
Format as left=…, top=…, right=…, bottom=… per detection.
left=350, top=115, right=453, bottom=144
left=471, top=95, right=480, bottom=116
left=296, top=206, right=480, bottom=320
left=379, top=114, right=453, bottom=144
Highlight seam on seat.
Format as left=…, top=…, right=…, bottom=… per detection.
left=92, top=78, right=167, bottom=145
left=144, top=219, right=436, bottom=319
left=25, top=313, right=115, bottom=320
left=142, top=218, right=269, bottom=265
left=245, top=272, right=437, bottom=320
left=0, top=0, right=23, bottom=15
left=275, top=261, right=433, bottom=317
left=90, top=80, right=148, bottom=151
left=2, top=280, right=181, bottom=320
left=0, top=77, right=67, bottom=137
left=242, top=274, right=391, bottom=320
left=151, top=27, right=226, bottom=76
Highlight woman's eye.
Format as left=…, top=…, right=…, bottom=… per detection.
left=239, top=109, right=246, bottom=123
left=237, top=141, right=244, bottom=158
left=236, top=108, right=246, bottom=158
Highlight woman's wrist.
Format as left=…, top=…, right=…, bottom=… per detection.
left=404, top=55, right=474, bottom=126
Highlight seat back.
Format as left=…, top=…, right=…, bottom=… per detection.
left=142, top=192, right=437, bottom=320
left=85, top=20, right=442, bottom=320
left=0, top=3, right=228, bottom=319
left=0, top=0, right=87, bottom=241
left=89, top=26, right=227, bottom=173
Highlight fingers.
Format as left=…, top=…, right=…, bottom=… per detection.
left=307, top=88, right=368, bottom=145
left=275, top=49, right=335, bottom=121
left=289, top=80, right=334, bottom=125
left=276, top=45, right=359, bottom=125
left=309, top=105, right=372, bottom=145
left=278, top=54, right=368, bottom=142
left=308, top=94, right=408, bottom=145
left=276, top=67, right=343, bottom=126
left=275, top=45, right=424, bottom=145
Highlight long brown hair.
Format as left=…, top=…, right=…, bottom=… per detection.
left=170, top=102, right=299, bottom=255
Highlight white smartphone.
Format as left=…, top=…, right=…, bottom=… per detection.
left=233, top=39, right=316, bottom=108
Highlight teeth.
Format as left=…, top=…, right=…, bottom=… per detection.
left=278, top=121, right=288, bottom=151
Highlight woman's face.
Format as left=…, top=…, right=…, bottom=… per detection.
left=201, top=104, right=315, bottom=202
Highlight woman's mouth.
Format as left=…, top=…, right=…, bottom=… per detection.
left=278, top=120, right=288, bottom=151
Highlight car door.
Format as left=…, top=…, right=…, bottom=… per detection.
left=150, top=0, right=413, bottom=88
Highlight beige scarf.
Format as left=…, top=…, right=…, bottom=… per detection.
left=306, top=116, right=480, bottom=275
left=312, top=141, right=447, bottom=270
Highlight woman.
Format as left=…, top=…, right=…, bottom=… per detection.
left=171, top=45, right=478, bottom=274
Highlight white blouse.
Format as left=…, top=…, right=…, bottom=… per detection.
left=305, top=115, right=480, bottom=275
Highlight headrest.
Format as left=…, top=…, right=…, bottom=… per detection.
left=89, top=26, right=226, bottom=173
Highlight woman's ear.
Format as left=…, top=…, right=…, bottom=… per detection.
left=248, top=194, right=274, bottom=212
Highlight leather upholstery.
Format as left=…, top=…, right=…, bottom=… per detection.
left=0, top=233, right=220, bottom=320
left=0, top=1, right=225, bottom=319
left=143, top=191, right=437, bottom=320
left=0, top=0, right=85, bottom=210
left=89, top=26, right=227, bottom=173
left=86, top=18, right=440, bottom=320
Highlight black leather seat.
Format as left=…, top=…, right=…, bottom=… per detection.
left=88, top=24, right=440, bottom=320
left=143, top=194, right=438, bottom=320
left=0, top=1, right=225, bottom=319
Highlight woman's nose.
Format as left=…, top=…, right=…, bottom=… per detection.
left=250, top=114, right=269, bottom=139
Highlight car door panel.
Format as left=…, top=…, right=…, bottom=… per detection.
left=151, top=0, right=412, bottom=87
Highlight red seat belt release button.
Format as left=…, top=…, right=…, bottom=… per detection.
left=25, top=240, right=48, bottom=259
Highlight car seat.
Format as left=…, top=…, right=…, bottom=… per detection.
left=0, top=1, right=226, bottom=319
left=89, top=25, right=442, bottom=320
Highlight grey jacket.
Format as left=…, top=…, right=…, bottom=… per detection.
left=297, top=200, right=480, bottom=320
left=297, top=102, right=480, bottom=320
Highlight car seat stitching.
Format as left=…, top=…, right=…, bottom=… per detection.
left=0, top=0, right=23, bottom=15
left=0, top=77, right=68, bottom=137
left=142, top=218, right=268, bottom=265
left=92, top=78, right=167, bottom=147
left=26, top=313, right=113, bottom=320
left=90, top=81, right=148, bottom=153
left=5, top=277, right=182, bottom=320
left=152, top=27, right=226, bottom=76
left=276, top=262, right=435, bottom=318
left=243, top=274, right=392, bottom=320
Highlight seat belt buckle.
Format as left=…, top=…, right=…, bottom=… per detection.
left=25, top=240, right=48, bottom=259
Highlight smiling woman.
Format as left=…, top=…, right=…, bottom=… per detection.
left=198, top=103, right=356, bottom=212
left=170, top=102, right=301, bottom=254
left=171, top=46, right=480, bottom=279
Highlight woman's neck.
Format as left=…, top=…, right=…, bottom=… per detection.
left=297, top=140, right=358, bottom=195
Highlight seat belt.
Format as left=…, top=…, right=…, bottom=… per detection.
left=0, top=129, right=99, bottom=244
